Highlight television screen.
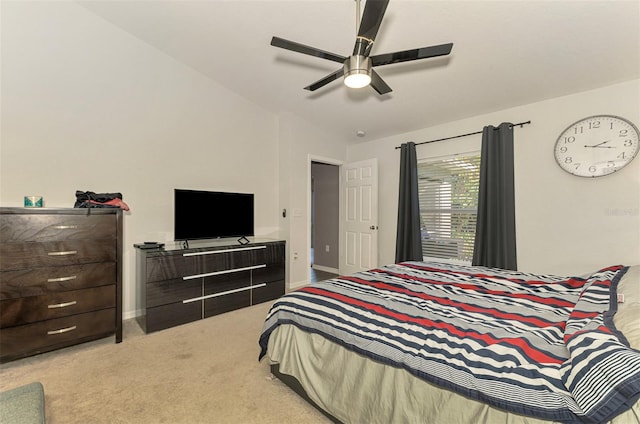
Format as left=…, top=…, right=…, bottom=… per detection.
left=174, top=189, right=254, bottom=240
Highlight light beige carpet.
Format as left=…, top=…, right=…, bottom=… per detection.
left=0, top=301, right=330, bottom=424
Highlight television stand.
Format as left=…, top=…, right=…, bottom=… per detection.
left=237, top=236, right=250, bottom=245
left=135, top=238, right=285, bottom=333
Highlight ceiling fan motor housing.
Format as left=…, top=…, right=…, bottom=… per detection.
left=344, top=55, right=372, bottom=88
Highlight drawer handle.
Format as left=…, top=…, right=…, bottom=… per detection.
left=52, top=225, right=78, bottom=229
left=183, top=245, right=266, bottom=257
left=47, top=275, right=77, bottom=283
left=47, top=325, right=77, bottom=335
left=183, top=264, right=267, bottom=280
left=182, top=283, right=266, bottom=303
left=48, top=250, right=77, bottom=256
left=48, top=300, right=77, bottom=309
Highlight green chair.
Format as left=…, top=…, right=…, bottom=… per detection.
left=0, top=382, right=45, bottom=424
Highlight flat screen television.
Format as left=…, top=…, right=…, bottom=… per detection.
left=174, top=189, right=254, bottom=241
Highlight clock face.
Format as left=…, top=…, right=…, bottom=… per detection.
left=554, top=115, right=640, bottom=177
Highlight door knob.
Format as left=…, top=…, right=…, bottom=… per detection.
left=370, top=225, right=378, bottom=230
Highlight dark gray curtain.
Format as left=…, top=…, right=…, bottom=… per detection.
left=395, top=142, right=423, bottom=263
left=472, top=122, right=517, bottom=270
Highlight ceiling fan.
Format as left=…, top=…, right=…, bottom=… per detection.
left=270, top=0, right=453, bottom=95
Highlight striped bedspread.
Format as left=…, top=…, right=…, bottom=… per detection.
left=259, top=262, right=640, bottom=423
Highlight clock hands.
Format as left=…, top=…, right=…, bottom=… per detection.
left=584, top=140, right=616, bottom=148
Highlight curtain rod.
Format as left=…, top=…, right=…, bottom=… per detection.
left=394, top=120, right=531, bottom=149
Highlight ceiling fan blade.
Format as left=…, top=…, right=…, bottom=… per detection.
left=370, top=69, right=392, bottom=95
left=353, top=0, right=389, bottom=56
left=357, top=0, right=390, bottom=41
left=304, top=68, right=345, bottom=92
left=271, top=36, right=347, bottom=64
left=370, top=43, right=453, bottom=67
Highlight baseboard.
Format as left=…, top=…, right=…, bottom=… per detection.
left=123, top=309, right=143, bottom=320
left=312, top=264, right=339, bottom=274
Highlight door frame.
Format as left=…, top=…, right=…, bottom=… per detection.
left=307, top=154, right=344, bottom=284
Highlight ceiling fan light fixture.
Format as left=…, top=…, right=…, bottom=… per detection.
left=344, top=55, right=371, bottom=89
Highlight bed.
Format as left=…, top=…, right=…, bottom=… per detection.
left=259, top=262, right=640, bottom=424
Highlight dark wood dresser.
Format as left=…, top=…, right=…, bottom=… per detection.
left=135, top=239, right=285, bottom=333
left=0, top=207, right=123, bottom=362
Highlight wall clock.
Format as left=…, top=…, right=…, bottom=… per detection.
left=554, top=115, right=639, bottom=177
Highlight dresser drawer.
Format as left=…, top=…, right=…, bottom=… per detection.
left=195, top=246, right=266, bottom=275
left=252, top=280, right=285, bottom=305
left=0, top=285, right=115, bottom=327
left=203, top=271, right=252, bottom=317
left=0, top=239, right=116, bottom=271
left=0, top=308, right=115, bottom=362
left=0, top=262, right=116, bottom=300
left=0, top=214, right=115, bottom=242
left=146, top=278, right=201, bottom=308
left=261, top=242, right=285, bottom=265
left=145, top=301, right=201, bottom=333
left=146, top=246, right=267, bottom=282
left=204, top=270, right=252, bottom=295
left=253, top=263, right=286, bottom=285
left=146, top=254, right=194, bottom=283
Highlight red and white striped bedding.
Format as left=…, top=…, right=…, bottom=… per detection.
left=259, top=262, right=639, bottom=423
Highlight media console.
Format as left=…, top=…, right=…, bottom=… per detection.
left=134, top=238, right=285, bottom=333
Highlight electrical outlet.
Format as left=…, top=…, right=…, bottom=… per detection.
left=325, top=245, right=330, bottom=253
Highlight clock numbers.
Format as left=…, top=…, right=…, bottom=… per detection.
left=554, top=115, right=639, bottom=178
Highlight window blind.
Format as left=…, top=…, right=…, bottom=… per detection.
left=418, top=154, right=480, bottom=263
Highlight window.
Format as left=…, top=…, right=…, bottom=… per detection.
left=418, top=153, right=480, bottom=263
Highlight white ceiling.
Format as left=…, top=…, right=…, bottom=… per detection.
left=77, top=0, right=640, bottom=143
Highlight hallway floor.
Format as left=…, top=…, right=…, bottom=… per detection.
left=310, top=267, right=339, bottom=283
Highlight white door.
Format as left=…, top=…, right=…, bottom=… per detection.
left=340, top=158, right=378, bottom=275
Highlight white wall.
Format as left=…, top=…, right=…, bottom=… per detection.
left=348, top=79, right=640, bottom=276
left=0, top=1, right=280, bottom=318
left=277, top=113, right=348, bottom=288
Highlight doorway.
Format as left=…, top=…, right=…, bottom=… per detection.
left=310, top=161, right=340, bottom=283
